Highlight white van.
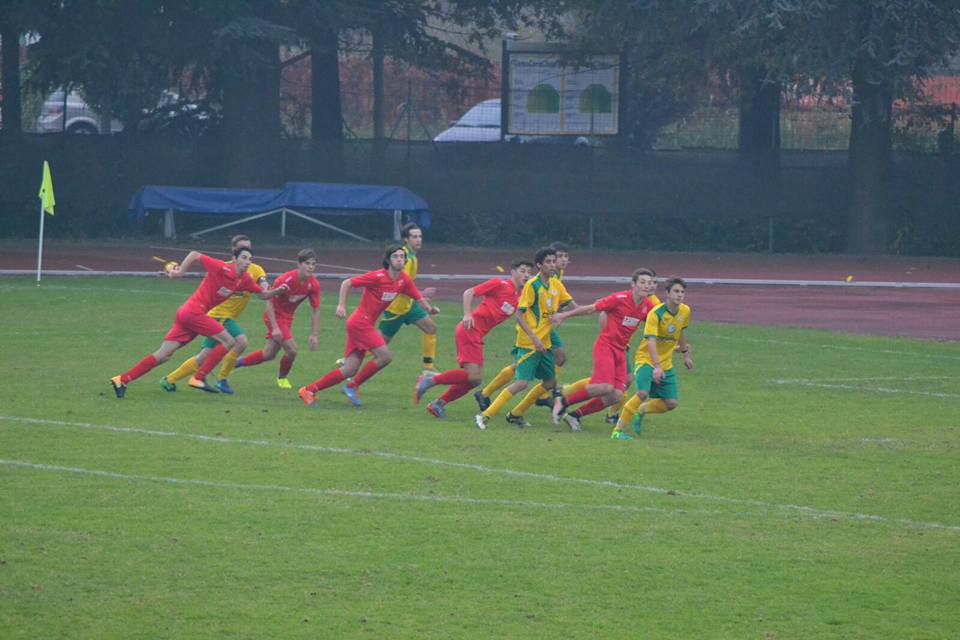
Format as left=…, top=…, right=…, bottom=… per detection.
left=433, top=98, right=591, bottom=145
left=35, top=88, right=123, bottom=134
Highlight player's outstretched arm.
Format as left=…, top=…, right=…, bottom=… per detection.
left=417, top=297, right=440, bottom=315
left=552, top=303, right=596, bottom=327
left=169, top=251, right=203, bottom=277
left=256, top=283, right=289, bottom=300
left=335, top=278, right=352, bottom=318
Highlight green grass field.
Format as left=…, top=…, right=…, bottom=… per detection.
left=2, top=276, right=959, bottom=639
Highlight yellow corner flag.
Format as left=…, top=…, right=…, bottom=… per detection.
left=39, top=160, right=56, bottom=215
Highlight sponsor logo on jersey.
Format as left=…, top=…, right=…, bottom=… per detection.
left=500, top=302, right=516, bottom=314
left=622, top=316, right=640, bottom=327
left=217, top=287, right=234, bottom=297
left=381, top=291, right=398, bottom=301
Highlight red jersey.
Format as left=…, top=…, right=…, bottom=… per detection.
left=594, top=290, right=657, bottom=351
left=269, top=269, right=320, bottom=318
left=182, top=255, right=262, bottom=315
left=349, top=268, right=421, bottom=325
left=467, top=277, right=521, bottom=338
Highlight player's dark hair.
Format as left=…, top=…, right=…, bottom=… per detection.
left=511, top=258, right=534, bottom=271
left=632, top=267, right=656, bottom=282
left=550, top=241, right=570, bottom=254
left=664, top=277, right=687, bottom=292
left=298, top=249, right=316, bottom=263
left=400, top=222, right=421, bottom=239
left=231, top=234, right=251, bottom=248
left=233, top=246, right=253, bottom=259
left=382, top=243, right=406, bottom=269
left=533, top=246, right=556, bottom=267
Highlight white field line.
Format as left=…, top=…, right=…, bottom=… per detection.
left=771, top=379, right=960, bottom=399
left=703, top=333, right=960, bottom=361
left=2, top=415, right=958, bottom=533
left=75, top=264, right=93, bottom=271
left=0, top=459, right=688, bottom=517
left=775, top=376, right=955, bottom=382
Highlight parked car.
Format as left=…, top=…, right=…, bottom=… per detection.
left=433, top=98, right=592, bottom=145
left=35, top=88, right=123, bottom=134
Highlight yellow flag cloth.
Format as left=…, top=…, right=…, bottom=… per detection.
left=39, top=161, right=56, bottom=215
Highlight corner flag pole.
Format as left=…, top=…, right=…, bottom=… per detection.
left=37, top=160, right=56, bottom=285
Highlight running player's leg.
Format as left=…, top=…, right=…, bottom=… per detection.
left=216, top=319, right=248, bottom=382
left=113, top=339, right=185, bottom=396
left=189, top=328, right=236, bottom=391
left=414, top=315, right=438, bottom=373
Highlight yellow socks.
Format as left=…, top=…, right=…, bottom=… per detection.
left=643, top=399, right=669, bottom=414
left=482, top=364, right=515, bottom=397
left=218, top=352, right=239, bottom=380
left=483, top=389, right=514, bottom=419
left=166, top=356, right=198, bottom=383
left=562, top=377, right=590, bottom=396
left=615, top=394, right=643, bottom=431
left=512, top=383, right=546, bottom=416
left=422, top=333, right=437, bottom=370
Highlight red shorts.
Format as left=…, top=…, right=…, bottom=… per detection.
left=588, top=339, right=628, bottom=391
left=264, top=313, right=294, bottom=342
left=164, top=306, right=225, bottom=344
left=455, top=322, right=484, bottom=366
left=343, top=317, right=385, bottom=357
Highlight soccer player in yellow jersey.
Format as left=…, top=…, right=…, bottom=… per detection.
left=161, top=235, right=270, bottom=394
left=376, top=222, right=440, bottom=374
left=475, top=246, right=576, bottom=429
left=612, top=277, right=694, bottom=441
left=476, top=240, right=574, bottom=411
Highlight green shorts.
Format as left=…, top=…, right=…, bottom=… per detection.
left=550, top=328, right=564, bottom=349
left=512, top=346, right=556, bottom=382
left=201, top=317, right=244, bottom=349
left=378, top=304, right=428, bottom=338
left=633, top=364, right=679, bottom=400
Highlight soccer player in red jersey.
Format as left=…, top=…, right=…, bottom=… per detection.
left=412, top=258, right=534, bottom=418
left=298, top=244, right=437, bottom=408
left=234, top=249, right=321, bottom=386
left=548, top=268, right=658, bottom=431
left=110, top=247, right=287, bottom=398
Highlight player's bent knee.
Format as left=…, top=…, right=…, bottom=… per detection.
left=665, top=399, right=679, bottom=411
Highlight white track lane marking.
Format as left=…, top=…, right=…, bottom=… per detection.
left=771, top=379, right=960, bottom=399
left=149, top=246, right=365, bottom=272
left=2, top=415, right=957, bottom=532
left=0, top=459, right=693, bottom=516
left=703, top=333, right=960, bottom=361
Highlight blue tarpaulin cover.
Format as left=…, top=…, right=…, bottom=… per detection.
left=127, top=182, right=431, bottom=228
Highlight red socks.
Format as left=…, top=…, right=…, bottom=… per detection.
left=241, top=350, right=265, bottom=367
left=195, top=344, right=227, bottom=378
left=122, top=354, right=159, bottom=384
left=307, top=369, right=346, bottom=393
left=564, top=386, right=591, bottom=407
left=438, top=384, right=472, bottom=405
left=347, top=359, right=384, bottom=388
left=572, top=397, right=607, bottom=418
left=278, top=355, right=294, bottom=378
left=432, top=369, right=471, bottom=385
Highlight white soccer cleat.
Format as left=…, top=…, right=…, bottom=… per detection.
left=474, top=414, right=489, bottom=430
left=563, top=413, right=582, bottom=432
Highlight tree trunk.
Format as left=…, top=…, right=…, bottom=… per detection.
left=372, top=22, right=384, bottom=142
left=737, top=68, right=781, bottom=170
left=1, top=23, right=22, bottom=140
left=847, top=63, right=892, bottom=255
left=222, top=39, right=282, bottom=187
left=310, top=26, right=342, bottom=178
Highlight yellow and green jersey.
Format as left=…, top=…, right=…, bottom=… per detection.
left=634, top=302, right=691, bottom=371
left=208, top=262, right=267, bottom=320
left=385, top=246, right=419, bottom=316
left=515, top=275, right=572, bottom=349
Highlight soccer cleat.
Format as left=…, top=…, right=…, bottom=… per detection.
left=159, top=376, right=176, bottom=392
left=505, top=412, right=531, bottom=428
left=632, top=412, right=644, bottom=435
left=334, top=357, right=345, bottom=367
left=563, top=413, right=583, bottom=432
left=188, top=376, right=219, bottom=393
left=474, top=414, right=489, bottom=430
left=235, top=357, right=245, bottom=368
left=215, top=379, right=235, bottom=395
left=610, top=429, right=633, bottom=441
left=277, top=378, right=292, bottom=389
left=551, top=396, right=568, bottom=425
left=297, top=386, right=317, bottom=407
left=110, top=375, right=127, bottom=399
left=473, top=391, right=491, bottom=412
left=341, top=384, right=362, bottom=407
left=426, top=400, right=446, bottom=419
left=413, top=374, right=435, bottom=405
left=605, top=413, right=619, bottom=425
left=534, top=397, right=553, bottom=408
